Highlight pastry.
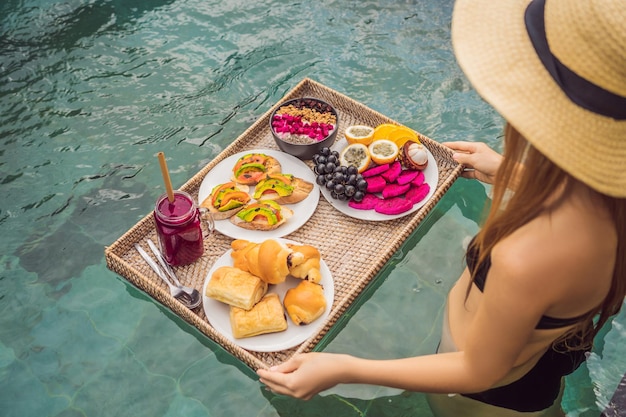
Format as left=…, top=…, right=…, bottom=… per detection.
left=230, top=239, right=302, bottom=284
left=231, top=239, right=263, bottom=278
left=283, top=280, right=327, bottom=325
left=286, top=243, right=322, bottom=283
left=205, top=266, right=267, bottom=310
left=230, top=293, right=288, bottom=338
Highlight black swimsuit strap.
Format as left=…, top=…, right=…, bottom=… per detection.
left=465, top=238, right=588, bottom=330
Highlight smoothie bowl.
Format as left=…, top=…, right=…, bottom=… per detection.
left=270, top=97, right=339, bottom=160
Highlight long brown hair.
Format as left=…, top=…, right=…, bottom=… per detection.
left=469, top=123, right=626, bottom=349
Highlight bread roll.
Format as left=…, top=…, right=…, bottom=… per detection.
left=205, top=266, right=267, bottom=310
left=283, top=280, right=327, bottom=325
left=230, top=293, right=288, bottom=338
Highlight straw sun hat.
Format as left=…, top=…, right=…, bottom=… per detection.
left=452, top=0, right=626, bottom=197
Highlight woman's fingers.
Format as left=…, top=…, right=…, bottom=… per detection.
left=256, top=353, right=341, bottom=401
left=257, top=356, right=305, bottom=396
left=444, top=141, right=484, bottom=166
left=258, top=368, right=288, bottom=392
left=443, top=141, right=502, bottom=184
left=443, top=141, right=481, bottom=154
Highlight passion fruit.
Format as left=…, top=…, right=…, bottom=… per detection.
left=345, top=125, right=375, bottom=145
left=368, top=139, right=399, bottom=165
left=340, top=143, right=371, bottom=173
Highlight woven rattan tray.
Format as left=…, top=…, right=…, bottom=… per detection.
left=105, top=78, right=462, bottom=370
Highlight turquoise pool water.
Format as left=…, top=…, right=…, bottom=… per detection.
left=1, top=0, right=624, bottom=416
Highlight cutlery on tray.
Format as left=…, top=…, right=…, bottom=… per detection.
left=134, top=243, right=202, bottom=309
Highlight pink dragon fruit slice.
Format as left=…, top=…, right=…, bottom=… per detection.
left=375, top=197, right=414, bottom=215
left=348, top=193, right=381, bottom=210
left=382, top=182, right=411, bottom=199
left=411, top=171, right=425, bottom=187
left=365, top=175, right=387, bottom=193
left=396, top=169, right=420, bottom=185
left=406, top=183, right=431, bottom=204
left=381, top=161, right=402, bottom=183
left=361, top=163, right=390, bottom=178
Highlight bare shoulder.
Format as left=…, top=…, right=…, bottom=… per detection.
left=491, top=206, right=615, bottom=314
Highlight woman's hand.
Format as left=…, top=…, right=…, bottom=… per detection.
left=444, top=141, right=502, bottom=184
left=257, top=353, right=348, bottom=400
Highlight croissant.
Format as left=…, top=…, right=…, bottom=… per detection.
left=286, top=244, right=322, bottom=283
left=230, top=239, right=302, bottom=284
left=283, top=280, right=327, bottom=325
left=231, top=239, right=263, bottom=278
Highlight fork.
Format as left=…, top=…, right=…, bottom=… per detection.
left=134, top=243, right=197, bottom=308
left=146, top=239, right=200, bottom=298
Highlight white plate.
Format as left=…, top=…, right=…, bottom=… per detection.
left=201, top=239, right=334, bottom=352
left=197, top=149, right=320, bottom=239
left=322, top=138, right=439, bottom=221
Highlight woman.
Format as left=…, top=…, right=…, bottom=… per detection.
left=258, top=0, right=626, bottom=415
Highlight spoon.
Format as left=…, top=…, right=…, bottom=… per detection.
left=146, top=239, right=202, bottom=308
left=134, top=244, right=200, bottom=309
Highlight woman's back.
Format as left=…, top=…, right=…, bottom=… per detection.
left=447, top=180, right=616, bottom=386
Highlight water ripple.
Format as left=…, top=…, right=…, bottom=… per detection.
left=0, top=0, right=618, bottom=415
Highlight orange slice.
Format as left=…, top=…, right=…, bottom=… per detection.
left=389, top=135, right=415, bottom=148
left=340, top=143, right=371, bottom=173
left=368, top=139, right=399, bottom=165
left=388, top=127, right=420, bottom=147
left=372, top=123, right=398, bottom=141
left=345, top=125, right=374, bottom=145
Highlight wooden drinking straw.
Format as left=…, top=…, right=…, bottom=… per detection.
left=157, top=152, right=175, bottom=203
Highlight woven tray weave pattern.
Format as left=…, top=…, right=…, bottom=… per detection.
left=105, top=78, right=462, bottom=369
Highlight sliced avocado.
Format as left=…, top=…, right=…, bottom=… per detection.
left=210, top=183, right=225, bottom=195
left=266, top=173, right=294, bottom=184
left=216, top=190, right=249, bottom=210
left=218, top=199, right=245, bottom=211
left=261, top=200, right=281, bottom=211
left=234, top=154, right=267, bottom=172
left=213, top=186, right=238, bottom=207
left=253, top=178, right=294, bottom=199
left=237, top=205, right=278, bottom=225
left=211, top=182, right=237, bottom=205
left=234, top=162, right=266, bottom=179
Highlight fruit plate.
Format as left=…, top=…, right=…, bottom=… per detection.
left=197, top=149, right=320, bottom=239
left=201, top=238, right=334, bottom=352
left=321, top=138, right=439, bottom=221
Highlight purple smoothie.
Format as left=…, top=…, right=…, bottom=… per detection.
left=154, top=191, right=204, bottom=266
